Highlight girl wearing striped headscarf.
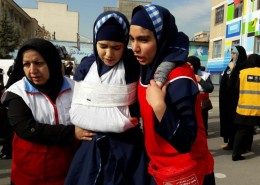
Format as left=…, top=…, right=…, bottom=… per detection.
left=130, top=4, right=215, bottom=185
left=64, top=11, right=150, bottom=185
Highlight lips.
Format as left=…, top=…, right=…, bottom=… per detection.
left=104, top=58, right=114, bottom=64
left=31, top=76, right=41, bottom=81
left=135, top=55, right=144, bottom=63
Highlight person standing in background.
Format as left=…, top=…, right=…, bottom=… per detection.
left=130, top=4, right=215, bottom=185
left=219, top=45, right=247, bottom=150
left=7, top=61, right=15, bottom=77
left=232, top=53, right=260, bottom=161
left=187, top=56, right=214, bottom=136
left=0, top=73, right=10, bottom=159
left=64, top=61, right=74, bottom=78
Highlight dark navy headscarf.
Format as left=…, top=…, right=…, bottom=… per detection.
left=131, top=4, right=189, bottom=85
left=246, top=53, right=260, bottom=68
left=74, top=11, right=139, bottom=84
left=8, top=38, right=63, bottom=102
left=187, top=56, right=201, bottom=74
left=93, top=11, right=138, bottom=80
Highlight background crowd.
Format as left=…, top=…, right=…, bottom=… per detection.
left=0, top=2, right=260, bottom=185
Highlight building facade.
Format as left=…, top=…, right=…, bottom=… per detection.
left=193, top=31, right=210, bottom=42
left=189, top=41, right=209, bottom=68
left=104, top=0, right=151, bottom=21
left=23, top=1, right=79, bottom=42
left=208, top=0, right=260, bottom=84
left=0, top=0, right=41, bottom=44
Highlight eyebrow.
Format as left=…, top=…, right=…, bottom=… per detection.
left=130, top=34, right=151, bottom=40
left=98, top=42, right=123, bottom=47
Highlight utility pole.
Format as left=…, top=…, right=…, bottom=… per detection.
left=77, top=33, right=80, bottom=50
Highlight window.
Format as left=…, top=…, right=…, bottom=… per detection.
left=215, top=5, right=224, bottom=25
left=234, top=1, right=243, bottom=18
left=255, top=36, right=260, bottom=54
left=213, top=40, right=222, bottom=58
left=232, top=40, right=240, bottom=46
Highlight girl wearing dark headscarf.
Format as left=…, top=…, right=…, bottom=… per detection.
left=65, top=11, right=150, bottom=185
left=232, top=53, right=260, bottom=161
left=1, top=38, right=94, bottom=185
left=219, top=45, right=247, bottom=150
left=130, top=4, right=215, bottom=185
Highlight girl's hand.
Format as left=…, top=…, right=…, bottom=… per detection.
left=75, top=126, right=96, bottom=141
left=195, top=74, right=201, bottom=82
left=129, top=117, right=139, bottom=126
left=146, top=80, right=167, bottom=121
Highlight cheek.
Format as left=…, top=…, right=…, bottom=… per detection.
left=97, top=48, right=105, bottom=58
left=43, top=67, right=50, bottom=79
left=115, top=50, right=124, bottom=59
left=46, top=71, right=50, bottom=79
left=148, top=45, right=157, bottom=60
left=23, top=68, right=30, bottom=77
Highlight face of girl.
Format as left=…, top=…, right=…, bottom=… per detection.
left=22, top=49, right=50, bottom=85
left=129, top=25, right=157, bottom=65
left=231, top=51, right=237, bottom=61
left=96, top=40, right=125, bottom=66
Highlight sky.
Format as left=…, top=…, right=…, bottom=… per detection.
left=14, top=0, right=211, bottom=41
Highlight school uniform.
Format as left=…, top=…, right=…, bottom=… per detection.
left=64, top=11, right=149, bottom=185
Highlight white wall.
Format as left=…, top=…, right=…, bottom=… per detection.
left=23, top=2, right=79, bottom=42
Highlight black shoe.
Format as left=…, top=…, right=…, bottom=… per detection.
left=232, top=155, right=245, bottom=161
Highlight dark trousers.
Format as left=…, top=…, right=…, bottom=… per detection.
left=202, top=109, right=209, bottom=131
left=226, top=123, right=238, bottom=149
left=233, top=125, right=254, bottom=156
left=1, top=131, right=13, bottom=156
left=203, top=172, right=216, bottom=185
left=0, top=116, right=13, bottom=156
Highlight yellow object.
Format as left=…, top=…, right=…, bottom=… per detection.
left=236, top=68, right=260, bottom=116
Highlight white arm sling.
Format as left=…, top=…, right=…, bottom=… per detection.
left=70, top=61, right=137, bottom=133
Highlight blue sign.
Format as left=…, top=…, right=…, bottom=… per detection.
left=226, top=20, right=241, bottom=38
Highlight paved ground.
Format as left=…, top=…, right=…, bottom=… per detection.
left=1, top=86, right=260, bottom=185
left=206, top=88, right=260, bottom=185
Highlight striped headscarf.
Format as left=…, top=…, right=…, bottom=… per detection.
left=93, top=11, right=130, bottom=76
left=131, top=4, right=188, bottom=84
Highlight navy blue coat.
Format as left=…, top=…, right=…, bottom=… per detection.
left=65, top=10, right=150, bottom=185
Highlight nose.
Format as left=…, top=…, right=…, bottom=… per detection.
left=30, top=64, right=37, bottom=73
left=106, top=48, right=113, bottom=58
left=131, top=41, right=140, bottom=53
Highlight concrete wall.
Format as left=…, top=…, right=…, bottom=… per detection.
left=23, top=2, right=79, bottom=42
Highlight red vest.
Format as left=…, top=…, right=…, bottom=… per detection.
left=138, top=63, right=214, bottom=185
left=11, top=134, right=76, bottom=185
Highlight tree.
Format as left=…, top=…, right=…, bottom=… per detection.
left=35, top=25, right=51, bottom=40
left=0, top=7, right=21, bottom=59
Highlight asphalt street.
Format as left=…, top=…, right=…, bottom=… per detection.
left=1, top=86, right=260, bottom=185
